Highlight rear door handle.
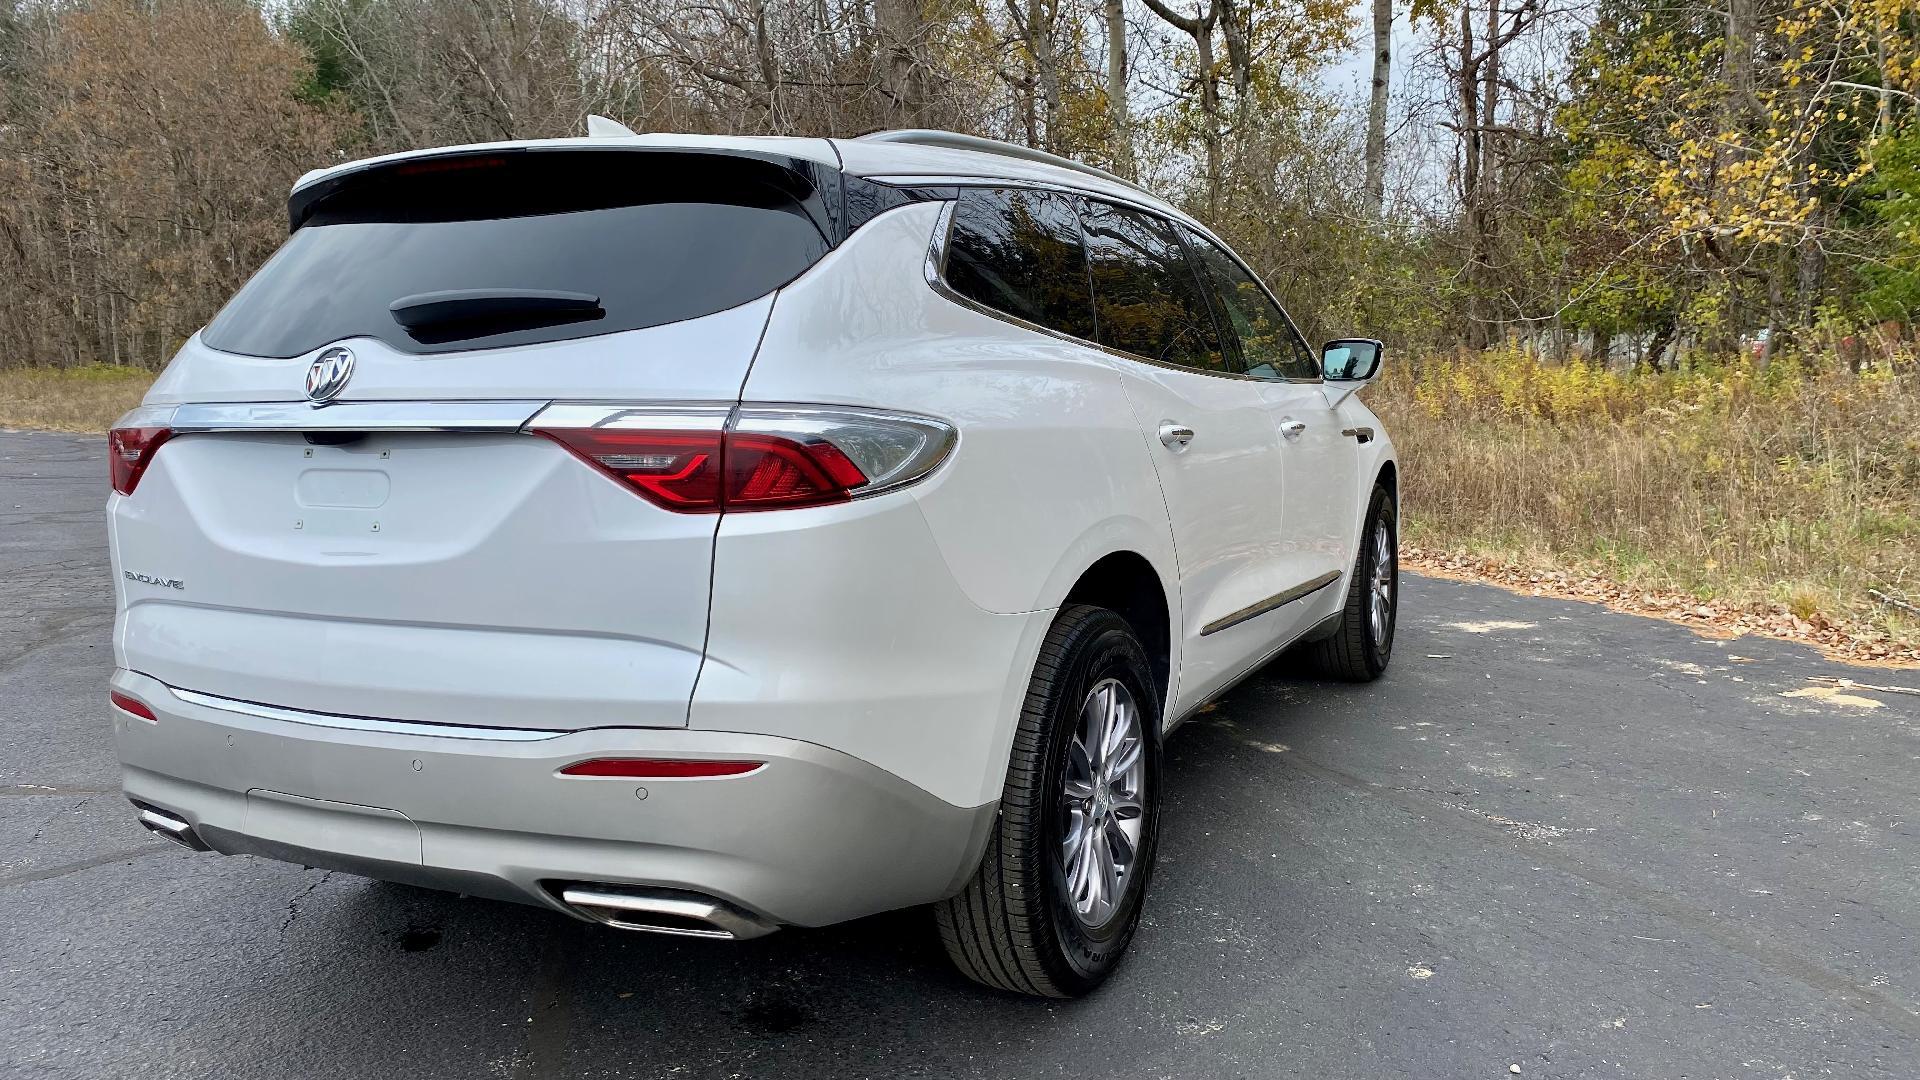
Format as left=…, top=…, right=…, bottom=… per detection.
left=1158, top=423, right=1195, bottom=449
left=1278, top=420, right=1306, bottom=440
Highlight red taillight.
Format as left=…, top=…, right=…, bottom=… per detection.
left=558, top=758, right=764, bottom=778
left=725, top=433, right=868, bottom=510
left=540, top=428, right=726, bottom=510
left=108, top=424, right=173, bottom=496
left=530, top=404, right=955, bottom=513
left=110, top=690, right=157, bottom=722
left=537, top=429, right=868, bottom=512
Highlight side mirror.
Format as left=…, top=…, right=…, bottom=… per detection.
left=1322, top=338, right=1383, bottom=382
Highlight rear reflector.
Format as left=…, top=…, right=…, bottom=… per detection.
left=558, top=758, right=764, bottom=778
left=110, top=690, right=157, bottom=722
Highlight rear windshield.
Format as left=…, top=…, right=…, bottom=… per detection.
left=203, top=151, right=832, bottom=358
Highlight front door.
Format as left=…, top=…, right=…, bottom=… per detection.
left=1181, top=226, right=1360, bottom=630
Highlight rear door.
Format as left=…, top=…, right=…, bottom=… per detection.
left=1181, top=227, right=1359, bottom=607
left=111, top=149, right=836, bottom=730
left=1076, top=198, right=1292, bottom=713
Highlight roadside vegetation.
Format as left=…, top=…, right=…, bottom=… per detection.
left=0, top=0, right=1914, bottom=658
left=0, top=366, right=151, bottom=434
left=1370, top=350, right=1920, bottom=659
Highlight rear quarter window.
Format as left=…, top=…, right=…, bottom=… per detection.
left=942, top=187, right=1096, bottom=342
left=203, top=151, right=832, bottom=358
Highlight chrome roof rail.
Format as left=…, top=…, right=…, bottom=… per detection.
left=854, top=129, right=1153, bottom=199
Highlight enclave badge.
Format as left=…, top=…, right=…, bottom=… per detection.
left=123, top=571, right=184, bottom=590
left=306, top=346, right=355, bottom=405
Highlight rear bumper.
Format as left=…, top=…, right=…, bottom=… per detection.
left=110, top=670, right=996, bottom=929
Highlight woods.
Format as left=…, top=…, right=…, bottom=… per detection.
left=0, top=0, right=1911, bottom=371
left=0, top=0, right=1912, bottom=646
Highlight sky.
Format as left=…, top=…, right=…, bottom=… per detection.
left=1320, top=2, right=1423, bottom=104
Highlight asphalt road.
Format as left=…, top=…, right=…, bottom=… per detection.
left=4, top=428, right=1918, bottom=1080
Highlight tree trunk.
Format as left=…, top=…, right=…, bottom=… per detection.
left=1139, top=0, right=1223, bottom=210
left=1104, top=0, right=1133, bottom=178
left=1644, top=315, right=1676, bottom=373
left=1024, top=0, right=1063, bottom=150
left=750, top=0, right=780, bottom=126
left=1475, top=0, right=1501, bottom=344
left=1196, top=19, right=1223, bottom=215
left=1363, top=0, right=1390, bottom=213
left=1725, top=0, right=1754, bottom=107
left=1457, top=2, right=1483, bottom=347
left=873, top=0, right=926, bottom=126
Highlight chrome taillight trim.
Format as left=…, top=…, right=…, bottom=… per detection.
left=527, top=402, right=734, bottom=432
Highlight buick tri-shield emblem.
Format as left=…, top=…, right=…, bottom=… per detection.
left=306, top=346, right=355, bottom=404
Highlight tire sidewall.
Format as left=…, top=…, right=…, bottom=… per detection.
left=1036, top=615, right=1162, bottom=990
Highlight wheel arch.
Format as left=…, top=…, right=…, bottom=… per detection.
left=1058, top=550, right=1173, bottom=721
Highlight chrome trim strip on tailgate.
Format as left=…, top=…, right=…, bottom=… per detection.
left=169, top=401, right=550, bottom=432
left=167, top=685, right=567, bottom=742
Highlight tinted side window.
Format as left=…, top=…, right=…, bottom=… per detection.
left=943, top=187, right=1095, bottom=341
left=1181, top=227, right=1319, bottom=380
left=1078, top=200, right=1231, bottom=374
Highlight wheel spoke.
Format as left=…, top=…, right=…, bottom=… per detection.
left=1061, top=806, right=1087, bottom=860
left=1105, top=734, right=1141, bottom=781
left=1064, top=735, right=1095, bottom=800
left=1095, top=832, right=1120, bottom=917
left=1100, top=684, right=1127, bottom=764
left=1080, top=692, right=1108, bottom=774
left=1066, top=818, right=1094, bottom=899
left=1104, top=817, right=1137, bottom=867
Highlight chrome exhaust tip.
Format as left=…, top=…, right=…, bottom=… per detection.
left=132, top=802, right=210, bottom=852
left=557, top=885, right=777, bottom=940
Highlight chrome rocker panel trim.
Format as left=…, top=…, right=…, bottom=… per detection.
left=1199, top=570, right=1343, bottom=637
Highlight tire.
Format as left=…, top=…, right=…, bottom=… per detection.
left=935, top=604, right=1162, bottom=997
left=1307, top=484, right=1398, bottom=682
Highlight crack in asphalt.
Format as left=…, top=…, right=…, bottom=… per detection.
left=280, top=870, right=337, bottom=933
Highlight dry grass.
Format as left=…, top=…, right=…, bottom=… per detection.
left=1368, top=348, right=1920, bottom=652
left=0, top=366, right=153, bottom=433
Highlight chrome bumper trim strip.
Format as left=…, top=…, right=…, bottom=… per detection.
left=166, top=685, right=567, bottom=742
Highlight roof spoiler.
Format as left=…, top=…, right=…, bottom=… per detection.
left=586, top=114, right=637, bottom=138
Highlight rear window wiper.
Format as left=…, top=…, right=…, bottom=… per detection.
left=389, top=289, right=603, bottom=343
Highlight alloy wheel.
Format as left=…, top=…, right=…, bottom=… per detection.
left=1059, top=677, right=1147, bottom=929
left=1369, top=520, right=1395, bottom=643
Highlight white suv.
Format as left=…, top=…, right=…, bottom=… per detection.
left=106, top=128, right=1397, bottom=997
